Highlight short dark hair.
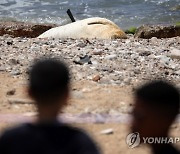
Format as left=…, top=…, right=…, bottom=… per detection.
left=135, top=80, right=180, bottom=116
left=29, top=58, right=70, bottom=104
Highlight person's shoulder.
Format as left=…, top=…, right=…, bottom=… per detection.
left=0, top=123, right=30, bottom=139
left=63, top=124, right=101, bottom=153
left=61, top=124, right=91, bottom=139
left=166, top=144, right=180, bottom=154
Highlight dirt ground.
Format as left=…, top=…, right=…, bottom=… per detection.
left=0, top=72, right=179, bottom=154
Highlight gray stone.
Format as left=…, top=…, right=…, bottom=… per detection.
left=9, top=58, right=19, bottom=65
left=169, top=49, right=180, bottom=60
left=6, top=89, right=16, bottom=96
left=135, top=25, right=180, bottom=39
left=105, top=54, right=117, bottom=60
left=0, top=67, right=6, bottom=71
left=10, top=70, right=21, bottom=75
left=0, top=21, right=57, bottom=38
left=175, top=70, right=180, bottom=75
left=77, top=42, right=87, bottom=48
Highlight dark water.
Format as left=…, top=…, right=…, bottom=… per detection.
left=0, top=0, right=179, bottom=29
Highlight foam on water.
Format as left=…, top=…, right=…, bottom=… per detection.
left=0, top=0, right=179, bottom=29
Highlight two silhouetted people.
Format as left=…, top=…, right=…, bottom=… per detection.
left=0, top=59, right=100, bottom=154
left=132, top=80, right=180, bottom=154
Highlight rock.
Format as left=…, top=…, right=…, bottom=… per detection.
left=91, top=60, right=98, bottom=65
left=150, top=37, right=158, bottom=43
left=10, top=70, right=21, bottom=76
left=105, top=54, right=117, bottom=60
left=175, top=70, right=180, bottom=75
left=73, top=55, right=92, bottom=65
left=157, top=55, right=170, bottom=65
left=135, top=25, right=180, bottom=39
left=6, top=89, right=16, bottom=96
left=9, top=58, right=19, bottom=65
left=8, top=98, right=34, bottom=104
left=0, top=67, right=6, bottom=71
left=100, top=128, right=114, bottom=135
left=92, top=75, right=101, bottom=82
left=169, top=49, right=180, bottom=60
left=77, top=42, right=87, bottom=48
left=7, top=41, right=13, bottom=45
left=38, top=17, right=127, bottom=39
left=92, top=50, right=103, bottom=55
left=123, top=78, right=131, bottom=85
left=0, top=21, right=56, bottom=38
left=136, top=50, right=151, bottom=56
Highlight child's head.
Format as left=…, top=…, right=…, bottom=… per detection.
left=132, top=80, right=179, bottom=138
left=28, top=58, right=70, bottom=109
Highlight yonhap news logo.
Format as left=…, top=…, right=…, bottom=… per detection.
left=126, top=132, right=140, bottom=148
left=126, top=132, right=180, bottom=148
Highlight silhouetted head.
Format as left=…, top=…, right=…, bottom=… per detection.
left=132, top=80, right=179, bottom=138
left=29, top=58, right=70, bottom=109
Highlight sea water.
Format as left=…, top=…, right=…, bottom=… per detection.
left=0, top=0, right=179, bottom=29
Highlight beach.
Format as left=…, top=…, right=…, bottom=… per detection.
left=0, top=34, right=179, bottom=153
left=0, top=0, right=180, bottom=153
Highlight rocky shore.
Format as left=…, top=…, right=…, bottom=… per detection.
left=0, top=35, right=179, bottom=87
left=0, top=21, right=180, bottom=38
left=0, top=21, right=179, bottom=116
left=0, top=23, right=179, bottom=154
left=0, top=21, right=56, bottom=38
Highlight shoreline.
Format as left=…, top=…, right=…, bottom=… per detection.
left=0, top=20, right=180, bottom=38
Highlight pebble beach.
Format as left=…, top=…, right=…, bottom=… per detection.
left=0, top=0, right=180, bottom=153
left=0, top=35, right=180, bottom=154
left=0, top=35, right=180, bottom=85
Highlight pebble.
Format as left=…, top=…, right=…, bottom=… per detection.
left=7, top=41, right=13, bottom=45
left=169, top=48, right=180, bottom=60
left=77, top=42, right=87, bottom=48
left=93, top=50, right=103, bottom=55
left=150, top=37, right=158, bottom=43
left=10, top=70, right=21, bottom=76
left=0, top=67, right=6, bottom=71
left=175, top=70, right=180, bottom=75
left=92, top=75, right=101, bottom=82
left=6, top=89, right=16, bottom=96
left=123, top=78, right=131, bottom=85
left=105, top=54, right=117, bottom=60
left=9, top=59, right=19, bottom=65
